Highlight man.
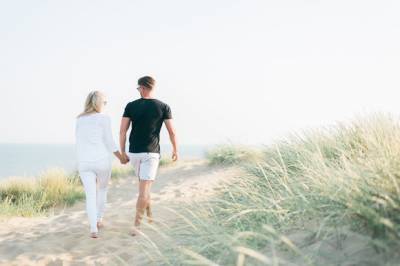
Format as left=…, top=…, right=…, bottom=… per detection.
left=119, top=76, right=178, bottom=236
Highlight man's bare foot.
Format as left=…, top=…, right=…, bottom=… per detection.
left=97, top=221, right=104, bottom=230
left=146, top=207, right=153, bottom=223
left=130, top=226, right=140, bottom=236
left=90, top=232, right=99, bottom=238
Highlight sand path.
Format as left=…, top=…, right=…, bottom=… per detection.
left=0, top=160, right=239, bottom=266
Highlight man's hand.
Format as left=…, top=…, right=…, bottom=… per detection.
left=120, top=152, right=130, bottom=164
left=164, top=119, right=178, bottom=162
left=172, top=150, right=178, bottom=161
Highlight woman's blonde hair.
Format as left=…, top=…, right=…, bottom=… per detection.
left=78, top=91, right=105, bottom=117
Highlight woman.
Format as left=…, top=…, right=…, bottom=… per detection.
left=75, top=91, right=126, bottom=238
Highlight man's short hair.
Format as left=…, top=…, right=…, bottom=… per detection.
left=138, top=76, right=156, bottom=90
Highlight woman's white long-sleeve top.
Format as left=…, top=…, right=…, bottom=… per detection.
left=75, top=113, right=118, bottom=162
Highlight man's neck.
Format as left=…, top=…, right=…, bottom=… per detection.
left=141, top=92, right=154, bottom=99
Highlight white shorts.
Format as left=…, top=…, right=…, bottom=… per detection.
left=128, top=152, right=160, bottom=181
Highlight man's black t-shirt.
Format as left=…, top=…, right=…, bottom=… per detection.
left=123, top=98, right=172, bottom=153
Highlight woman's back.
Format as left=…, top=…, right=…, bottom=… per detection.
left=75, top=113, right=116, bottom=162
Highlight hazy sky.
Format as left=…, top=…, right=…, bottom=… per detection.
left=1, top=0, right=400, bottom=145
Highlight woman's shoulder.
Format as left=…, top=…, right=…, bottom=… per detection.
left=76, top=112, right=110, bottom=121
left=95, top=112, right=110, bottom=118
left=95, top=113, right=113, bottom=125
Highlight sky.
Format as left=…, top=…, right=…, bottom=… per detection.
left=1, top=0, right=400, bottom=146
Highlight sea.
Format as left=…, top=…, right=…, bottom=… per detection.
left=0, top=143, right=208, bottom=179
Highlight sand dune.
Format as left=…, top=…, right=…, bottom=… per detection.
left=0, top=160, right=390, bottom=266
left=0, top=160, right=239, bottom=266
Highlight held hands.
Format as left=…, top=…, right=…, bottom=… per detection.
left=120, top=152, right=130, bottom=164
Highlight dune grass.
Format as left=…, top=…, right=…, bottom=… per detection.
left=111, top=162, right=135, bottom=179
left=152, top=114, right=400, bottom=265
left=206, top=145, right=262, bottom=166
left=0, top=164, right=135, bottom=216
left=0, top=168, right=84, bottom=217
left=159, top=156, right=174, bottom=167
left=0, top=157, right=175, bottom=217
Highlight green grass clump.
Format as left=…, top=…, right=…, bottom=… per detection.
left=206, top=145, right=262, bottom=166
left=159, top=156, right=174, bottom=167
left=1, top=162, right=136, bottom=216
left=0, top=168, right=84, bottom=217
left=154, top=114, right=400, bottom=265
left=0, top=159, right=172, bottom=217
left=111, top=163, right=134, bottom=179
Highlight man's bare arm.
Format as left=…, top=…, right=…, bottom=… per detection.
left=164, top=119, right=178, bottom=161
left=119, top=117, right=131, bottom=163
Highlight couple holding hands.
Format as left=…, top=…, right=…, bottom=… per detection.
left=75, top=76, right=178, bottom=238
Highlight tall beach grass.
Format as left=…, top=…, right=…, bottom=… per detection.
left=0, top=168, right=84, bottom=217
left=152, top=114, right=400, bottom=265
left=0, top=157, right=175, bottom=217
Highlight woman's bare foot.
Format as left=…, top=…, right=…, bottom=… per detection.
left=97, top=221, right=104, bottom=230
left=90, top=232, right=99, bottom=238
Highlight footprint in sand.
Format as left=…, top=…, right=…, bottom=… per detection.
left=0, top=161, right=239, bottom=265
left=174, top=189, right=182, bottom=197
left=46, top=258, right=65, bottom=266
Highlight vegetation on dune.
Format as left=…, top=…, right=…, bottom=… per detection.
left=155, top=114, right=400, bottom=265
left=206, top=145, right=263, bottom=166
left=159, top=156, right=175, bottom=167
left=0, top=168, right=84, bottom=216
left=2, top=114, right=400, bottom=264
left=111, top=163, right=135, bottom=179
left=0, top=158, right=175, bottom=217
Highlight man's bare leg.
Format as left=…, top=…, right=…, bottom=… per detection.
left=144, top=181, right=154, bottom=222
left=146, top=200, right=153, bottom=223
left=131, top=180, right=153, bottom=236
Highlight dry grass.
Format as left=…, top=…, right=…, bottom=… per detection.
left=0, top=168, right=84, bottom=216
left=153, top=113, right=400, bottom=265
left=1, top=157, right=175, bottom=217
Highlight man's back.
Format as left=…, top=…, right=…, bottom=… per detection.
left=123, top=98, right=172, bottom=153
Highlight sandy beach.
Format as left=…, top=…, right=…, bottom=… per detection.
left=1, top=157, right=398, bottom=266
left=0, top=160, right=240, bottom=266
